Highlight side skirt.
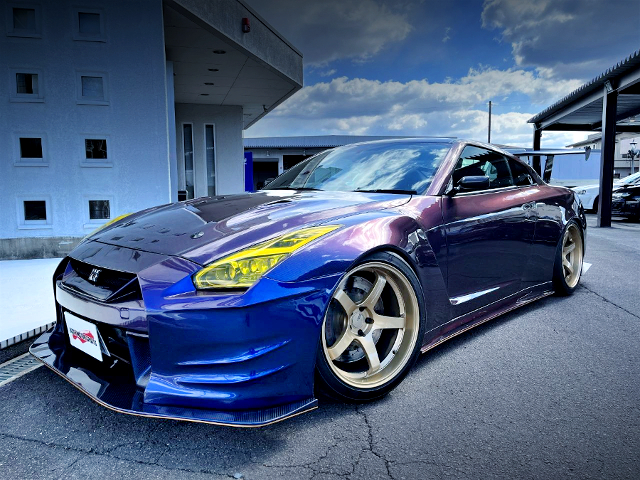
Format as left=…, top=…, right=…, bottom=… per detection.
left=421, top=282, right=554, bottom=353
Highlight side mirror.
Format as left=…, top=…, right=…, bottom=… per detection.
left=454, top=175, right=490, bottom=193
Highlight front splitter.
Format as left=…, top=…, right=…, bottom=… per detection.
left=30, top=330, right=317, bottom=428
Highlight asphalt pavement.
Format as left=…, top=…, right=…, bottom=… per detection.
left=1, top=215, right=639, bottom=479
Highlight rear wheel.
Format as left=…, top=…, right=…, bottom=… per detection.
left=553, top=222, right=584, bottom=295
left=315, top=252, right=426, bottom=402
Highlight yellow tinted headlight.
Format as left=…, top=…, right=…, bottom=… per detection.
left=193, top=225, right=340, bottom=290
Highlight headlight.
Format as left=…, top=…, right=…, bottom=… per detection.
left=193, top=225, right=341, bottom=290
left=81, top=213, right=132, bottom=243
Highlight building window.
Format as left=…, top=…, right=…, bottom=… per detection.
left=7, top=5, right=41, bottom=37
left=76, top=72, right=109, bottom=105
left=205, top=125, right=216, bottom=196
left=10, top=69, right=44, bottom=102
left=20, top=137, right=42, bottom=158
left=73, top=8, right=106, bottom=41
left=80, top=134, right=111, bottom=167
left=85, top=139, right=107, bottom=159
left=88, top=200, right=110, bottom=220
left=16, top=196, right=52, bottom=229
left=17, top=73, right=37, bottom=94
left=24, top=200, right=46, bottom=221
left=82, top=76, right=103, bottom=98
left=14, top=134, right=47, bottom=166
left=183, top=124, right=194, bottom=200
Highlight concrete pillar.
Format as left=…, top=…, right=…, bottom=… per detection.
left=532, top=126, right=542, bottom=176
left=597, top=83, right=617, bottom=227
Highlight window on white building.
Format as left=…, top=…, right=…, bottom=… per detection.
left=205, top=125, right=216, bottom=196
left=16, top=195, right=52, bottom=229
left=88, top=200, right=110, bottom=220
left=20, top=137, right=42, bottom=158
left=183, top=124, right=194, bottom=199
left=85, top=139, right=107, bottom=159
left=8, top=5, right=41, bottom=37
left=76, top=72, right=109, bottom=105
left=10, top=69, right=44, bottom=102
left=24, top=200, right=46, bottom=221
left=73, top=8, right=106, bottom=41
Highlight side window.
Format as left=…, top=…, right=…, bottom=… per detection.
left=452, top=146, right=513, bottom=191
left=509, top=158, right=535, bottom=186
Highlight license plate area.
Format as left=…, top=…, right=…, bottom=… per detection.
left=65, top=312, right=108, bottom=362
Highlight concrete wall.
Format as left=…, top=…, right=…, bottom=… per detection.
left=175, top=103, right=244, bottom=196
left=0, top=0, right=170, bottom=256
left=169, top=0, right=303, bottom=86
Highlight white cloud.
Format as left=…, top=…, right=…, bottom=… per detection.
left=482, top=0, right=640, bottom=79
left=245, top=0, right=413, bottom=65
left=442, top=27, right=451, bottom=43
left=247, top=68, right=587, bottom=147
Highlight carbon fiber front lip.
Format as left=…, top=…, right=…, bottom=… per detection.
left=29, top=329, right=318, bottom=428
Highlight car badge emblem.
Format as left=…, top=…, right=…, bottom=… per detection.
left=191, top=231, right=204, bottom=239
left=89, top=268, right=101, bottom=282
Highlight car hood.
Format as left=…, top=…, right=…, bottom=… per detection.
left=575, top=181, right=624, bottom=192
left=90, top=190, right=411, bottom=266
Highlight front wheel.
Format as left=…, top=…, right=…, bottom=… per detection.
left=553, top=222, right=584, bottom=295
left=315, top=252, right=426, bottom=402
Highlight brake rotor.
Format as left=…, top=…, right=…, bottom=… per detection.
left=326, top=276, right=383, bottom=363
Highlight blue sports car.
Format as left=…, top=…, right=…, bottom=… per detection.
left=31, top=139, right=586, bottom=426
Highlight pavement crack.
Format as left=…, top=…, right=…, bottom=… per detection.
left=0, top=432, right=233, bottom=478
left=580, top=284, right=640, bottom=321
left=355, top=404, right=395, bottom=480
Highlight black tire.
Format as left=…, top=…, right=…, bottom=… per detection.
left=592, top=197, right=599, bottom=213
left=552, top=221, right=584, bottom=296
left=315, top=251, right=426, bottom=402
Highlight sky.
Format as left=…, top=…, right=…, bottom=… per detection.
left=244, top=0, right=640, bottom=147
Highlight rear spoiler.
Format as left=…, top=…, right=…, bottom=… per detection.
left=510, top=149, right=589, bottom=182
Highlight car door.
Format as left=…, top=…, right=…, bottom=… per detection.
left=441, top=145, right=537, bottom=322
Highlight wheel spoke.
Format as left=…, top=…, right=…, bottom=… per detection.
left=334, top=289, right=356, bottom=315
left=563, top=258, right=573, bottom=275
left=362, top=273, right=386, bottom=308
left=356, top=334, right=381, bottom=374
left=372, top=313, right=405, bottom=330
left=327, top=330, right=356, bottom=360
left=564, top=242, right=576, bottom=254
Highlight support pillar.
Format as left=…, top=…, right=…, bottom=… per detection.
left=597, top=83, right=617, bottom=227
left=532, top=126, right=542, bottom=176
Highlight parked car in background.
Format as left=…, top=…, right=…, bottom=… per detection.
left=573, top=171, right=640, bottom=211
left=612, top=184, right=640, bottom=220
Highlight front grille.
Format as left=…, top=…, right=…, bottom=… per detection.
left=61, top=259, right=142, bottom=302
left=60, top=311, right=151, bottom=388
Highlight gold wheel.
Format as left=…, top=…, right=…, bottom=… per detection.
left=321, top=261, right=420, bottom=389
left=561, top=224, right=583, bottom=288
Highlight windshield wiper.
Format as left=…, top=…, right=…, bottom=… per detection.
left=265, top=187, right=323, bottom=191
left=353, top=189, right=417, bottom=195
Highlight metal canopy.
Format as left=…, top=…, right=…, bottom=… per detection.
left=529, top=51, right=640, bottom=132
left=528, top=50, right=640, bottom=227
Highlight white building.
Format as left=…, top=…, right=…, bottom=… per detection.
left=0, top=0, right=302, bottom=258
left=568, top=131, right=640, bottom=178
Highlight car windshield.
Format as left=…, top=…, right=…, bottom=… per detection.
left=264, top=141, right=451, bottom=194
left=620, top=171, right=640, bottom=184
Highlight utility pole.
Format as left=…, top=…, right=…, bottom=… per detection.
left=488, top=101, right=492, bottom=143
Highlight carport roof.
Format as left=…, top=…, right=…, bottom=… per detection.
left=528, top=50, right=640, bottom=132
left=243, top=135, right=456, bottom=149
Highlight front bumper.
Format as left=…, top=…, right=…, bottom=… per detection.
left=31, top=244, right=342, bottom=427
left=30, top=329, right=317, bottom=427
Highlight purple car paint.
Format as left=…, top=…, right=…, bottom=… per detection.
left=30, top=138, right=586, bottom=426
